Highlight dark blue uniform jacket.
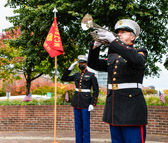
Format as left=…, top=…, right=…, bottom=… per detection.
left=61, top=69, right=99, bottom=109
left=88, top=39, right=148, bottom=126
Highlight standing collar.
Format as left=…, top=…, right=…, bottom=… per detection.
left=81, top=69, right=87, bottom=73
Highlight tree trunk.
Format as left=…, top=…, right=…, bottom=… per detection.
left=26, top=79, right=31, bottom=95
left=25, top=71, right=43, bottom=96
left=25, top=70, right=31, bottom=96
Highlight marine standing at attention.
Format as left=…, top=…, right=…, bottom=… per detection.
left=61, top=55, right=99, bottom=143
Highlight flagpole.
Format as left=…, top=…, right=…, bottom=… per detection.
left=52, top=7, right=60, bottom=143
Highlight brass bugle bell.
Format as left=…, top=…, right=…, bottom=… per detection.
left=81, top=14, right=106, bottom=31
left=81, top=14, right=118, bottom=44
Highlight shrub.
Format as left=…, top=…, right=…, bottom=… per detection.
left=0, top=99, right=39, bottom=106
left=97, top=95, right=106, bottom=105
left=57, top=89, right=75, bottom=105
left=0, top=98, right=57, bottom=106
left=32, top=85, right=66, bottom=96
left=163, top=89, right=168, bottom=95
left=40, top=97, right=55, bottom=105
left=145, top=95, right=168, bottom=106
left=0, top=96, right=73, bottom=106
left=32, top=86, right=54, bottom=95
left=143, top=89, right=157, bottom=95
left=5, top=84, right=26, bottom=96
left=31, top=85, right=76, bottom=105
left=0, top=95, right=168, bottom=106
left=99, top=88, right=106, bottom=96
left=0, top=89, right=6, bottom=97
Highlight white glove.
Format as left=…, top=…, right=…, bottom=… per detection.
left=97, top=29, right=116, bottom=43
left=88, top=105, right=94, bottom=112
left=68, top=61, right=78, bottom=70
left=94, top=41, right=102, bottom=47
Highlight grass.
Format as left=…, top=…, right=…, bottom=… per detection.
left=0, top=94, right=167, bottom=106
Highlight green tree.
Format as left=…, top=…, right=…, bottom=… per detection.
left=4, top=0, right=168, bottom=94
left=164, top=57, right=168, bottom=70
left=0, top=28, right=23, bottom=82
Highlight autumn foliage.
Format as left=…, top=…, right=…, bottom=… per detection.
left=0, top=28, right=21, bottom=40
left=0, top=28, right=24, bottom=81
left=4, top=73, right=76, bottom=96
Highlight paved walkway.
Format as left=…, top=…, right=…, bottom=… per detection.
left=0, top=130, right=168, bottom=143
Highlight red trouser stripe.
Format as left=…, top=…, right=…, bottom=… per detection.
left=141, top=125, right=144, bottom=143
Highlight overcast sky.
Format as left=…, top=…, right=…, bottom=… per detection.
left=0, top=0, right=14, bottom=32
left=0, top=0, right=168, bottom=91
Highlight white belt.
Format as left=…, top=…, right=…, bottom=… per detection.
left=108, top=83, right=142, bottom=90
left=75, top=88, right=91, bottom=92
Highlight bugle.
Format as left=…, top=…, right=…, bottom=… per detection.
left=81, top=14, right=117, bottom=44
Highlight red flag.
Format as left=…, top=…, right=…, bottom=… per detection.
left=43, top=17, right=64, bottom=57
left=159, top=91, right=166, bottom=104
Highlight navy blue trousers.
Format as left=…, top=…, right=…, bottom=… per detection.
left=74, top=108, right=90, bottom=143
left=110, top=125, right=146, bottom=143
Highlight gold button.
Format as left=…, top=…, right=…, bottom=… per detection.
left=116, top=39, right=118, bottom=41
left=113, top=78, right=116, bottom=81
left=126, top=46, right=129, bottom=49
left=79, top=86, right=81, bottom=88
left=129, top=94, right=132, bottom=98
left=116, top=60, right=119, bottom=63
left=108, top=63, right=110, bottom=65
left=121, top=43, right=124, bottom=45
left=114, top=72, right=117, bottom=75
left=118, top=55, right=121, bottom=58
left=115, top=65, right=117, bottom=69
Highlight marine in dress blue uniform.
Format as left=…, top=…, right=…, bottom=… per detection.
left=88, top=19, right=148, bottom=143
left=61, top=55, right=99, bottom=143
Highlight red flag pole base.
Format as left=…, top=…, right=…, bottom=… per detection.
left=52, top=141, right=60, bottom=143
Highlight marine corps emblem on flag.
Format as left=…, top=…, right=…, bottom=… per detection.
left=43, top=17, right=64, bottom=58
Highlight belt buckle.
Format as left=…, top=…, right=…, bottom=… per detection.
left=112, top=84, right=118, bottom=90
left=78, top=89, right=81, bottom=92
